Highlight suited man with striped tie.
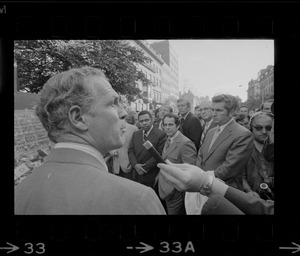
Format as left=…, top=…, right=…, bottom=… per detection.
left=198, top=101, right=218, bottom=147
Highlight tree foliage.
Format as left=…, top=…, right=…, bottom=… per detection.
left=14, top=40, right=151, bottom=102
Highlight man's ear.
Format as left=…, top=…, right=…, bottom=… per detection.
left=68, top=105, right=89, bottom=131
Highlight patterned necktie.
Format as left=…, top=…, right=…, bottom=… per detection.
left=179, top=118, right=184, bottom=132
left=200, top=122, right=209, bottom=145
left=165, top=137, right=171, bottom=150
left=143, top=132, right=147, bottom=141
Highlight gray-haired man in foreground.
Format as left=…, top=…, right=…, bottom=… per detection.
left=15, top=66, right=166, bottom=215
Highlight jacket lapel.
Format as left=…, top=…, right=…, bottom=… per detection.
left=203, top=121, right=233, bottom=162
left=201, top=127, right=216, bottom=161
left=163, top=133, right=181, bottom=159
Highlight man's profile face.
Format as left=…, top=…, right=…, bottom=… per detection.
left=212, top=102, right=232, bottom=125
left=138, top=114, right=153, bottom=132
left=86, top=77, right=127, bottom=153
left=177, top=101, right=190, bottom=116
left=163, top=117, right=178, bottom=137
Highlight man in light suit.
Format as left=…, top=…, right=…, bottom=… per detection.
left=197, top=94, right=253, bottom=190
left=158, top=162, right=274, bottom=215
left=157, top=113, right=197, bottom=215
left=15, top=66, right=166, bottom=215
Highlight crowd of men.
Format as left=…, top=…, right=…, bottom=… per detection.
left=15, top=66, right=274, bottom=215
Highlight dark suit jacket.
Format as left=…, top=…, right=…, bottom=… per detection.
left=181, top=112, right=202, bottom=152
left=197, top=119, right=254, bottom=189
left=242, top=147, right=274, bottom=193
left=15, top=148, right=166, bottom=215
left=128, top=127, right=167, bottom=186
left=225, top=186, right=274, bottom=214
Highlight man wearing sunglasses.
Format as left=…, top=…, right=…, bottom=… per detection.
left=242, top=112, right=274, bottom=199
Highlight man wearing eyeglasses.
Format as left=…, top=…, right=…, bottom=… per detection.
left=242, top=112, right=274, bottom=199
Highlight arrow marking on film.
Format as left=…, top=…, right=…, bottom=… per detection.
left=127, top=242, right=154, bottom=254
left=280, top=242, right=300, bottom=254
left=0, top=242, right=19, bottom=254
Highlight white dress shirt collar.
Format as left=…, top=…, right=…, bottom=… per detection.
left=205, top=118, right=213, bottom=128
left=181, top=111, right=190, bottom=120
left=169, top=130, right=180, bottom=144
left=143, top=125, right=154, bottom=137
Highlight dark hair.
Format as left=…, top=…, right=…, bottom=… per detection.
left=235, top=113, right=250, bottom=123
left=138, top=110, right=152, bottom=120
left=260, top=99, right=274, bottom=111
left=212, top=94, right=238, bottom=113
left=162, top=113, right=180, bottom=126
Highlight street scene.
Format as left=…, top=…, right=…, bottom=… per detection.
left=14, top=40, right=274, bottom=215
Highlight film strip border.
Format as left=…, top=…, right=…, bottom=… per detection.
left=0, top=3, right=300, bottom=38
left=2, top=217, right=298, bottom=255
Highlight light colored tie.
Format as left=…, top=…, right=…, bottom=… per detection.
left=200, top=122, right=209, bottom=145
left=208, top=127, right=221, bottom=152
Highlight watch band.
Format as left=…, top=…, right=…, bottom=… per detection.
left=200, top=174, right=214, bottom=196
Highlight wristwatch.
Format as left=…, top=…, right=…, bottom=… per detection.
left=199, top=174, right=214, bottom=196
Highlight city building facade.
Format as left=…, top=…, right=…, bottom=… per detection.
left=150, top=40, right=180, bottom=100
left=258, top=65, right=274, bottom=102
left=127, top=40, right=165, bottom=112
left=247, top=65, right=274, bottom=106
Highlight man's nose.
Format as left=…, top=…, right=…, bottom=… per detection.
left=118, top=105, right=127, bottom=120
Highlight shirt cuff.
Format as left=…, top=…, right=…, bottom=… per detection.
left=211, top=178, right=229, bottom=197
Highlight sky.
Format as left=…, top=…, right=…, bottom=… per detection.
left=147, top=40, right=274, bottom=102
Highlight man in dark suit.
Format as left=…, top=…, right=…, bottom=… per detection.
left=197, top=101, right=218, bottom=146
left=15, top=67, right=166, bottom=215
left=177, top=98, right=202, bottom=152
left=128, top=110, right=167, bottom=190
left=157, top=113, right=197, bottom=215
left=158, top=161, right=274, bottom=215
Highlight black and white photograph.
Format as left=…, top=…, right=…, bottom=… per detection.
left=13, top=39, right=274, bottom=215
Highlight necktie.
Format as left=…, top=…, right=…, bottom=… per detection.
left=200, top=122, right=209, bottom=145
left=208, top=127, right=221, bottom=152
left=179, top=118, right=184, bottom=132
left=165, top=137, right=171, bottom=150
left=143, top=132, right=147, bottom=141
